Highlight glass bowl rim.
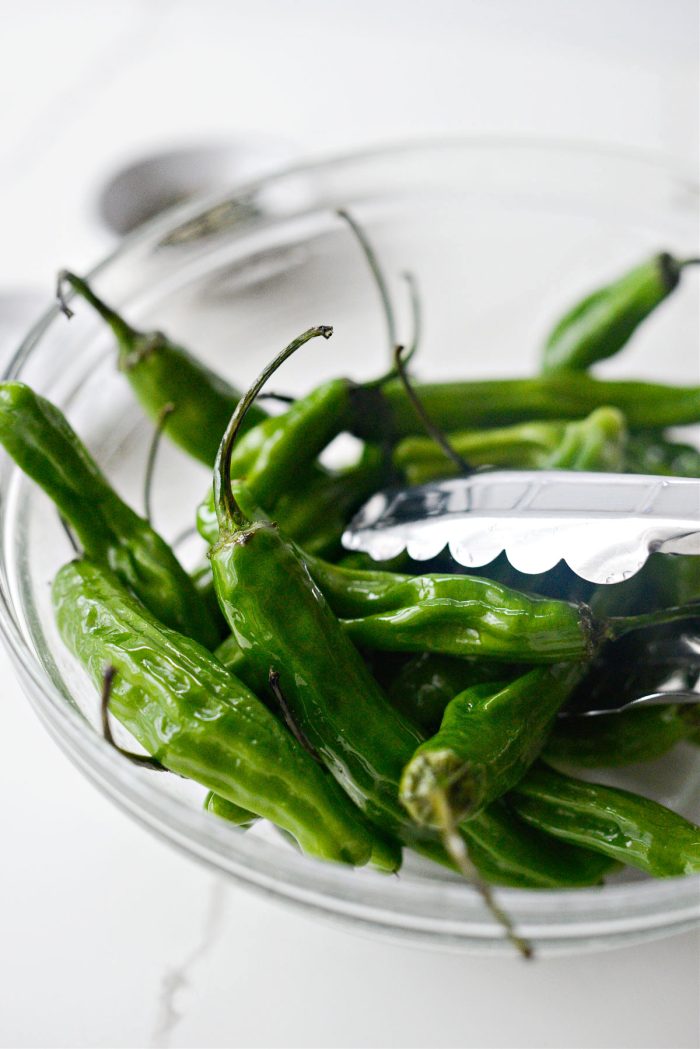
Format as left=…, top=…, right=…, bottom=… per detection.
left=2, top=135, right=699, bottom=947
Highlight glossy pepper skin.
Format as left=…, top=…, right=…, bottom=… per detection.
left=204, top=791, right=258, bottom=828
left=197, top=442, right=387, bottom=557
left=53, top=559, right=394, bottom=868
left=545, top=703, right=700, bottom=768
left=394, top=407, right=626, bottom=486
left=540, top=253, right=698, bottom=375
left=400, top=665, right=581, bottom=826
left=386, top=653, right=522, bottom=735
left=305, top=554, right=598, bottom=663
left=0, top=382, right=219, bottom=649
left=450, top=801, right=618, bottom=888
left=59, top=272, right=266, bottom=466
left=209, top=327, right=428, bottom=842
left=510, top=764, right=700, bottom=876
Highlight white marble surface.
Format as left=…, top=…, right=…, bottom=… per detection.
left=1, top=2, right=699, bottom=1046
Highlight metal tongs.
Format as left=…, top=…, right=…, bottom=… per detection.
left=343, top=469, right=700, bottom=714
left=343, top=470, right=700, bottom=585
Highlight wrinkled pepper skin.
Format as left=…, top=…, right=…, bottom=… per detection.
left=456, top=801, right=618, bottom=888
left=540, top=253, right=694, bottom=374
left=0, top=382, right=219, bottom=649
left=400, top=665, right=580, bottom=826
left=60, top=272, right=266, bottom=466
left=510, top=764, right=700, bottom=876
left=545, top=704, right=700, bottom=768
left=53, top=559, right=393, bottom=868
left=386, top=652, right=520, bottom=734
left=210, top=519, right=425, bottom=839
left=306, top=555, right=598, bottom=663
left=394, top=407, right=626, bottom=486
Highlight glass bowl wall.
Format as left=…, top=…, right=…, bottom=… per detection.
left=1, top=141, right=699, bottom=954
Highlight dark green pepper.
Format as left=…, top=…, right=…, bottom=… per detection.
left=305, top=553, right=698, bottom=664
left=53, top=558, right=396, bottom=868
left=0, top=382, right=219, bottom=649
left=545, top=704, right=700, bottom=768
left=400, top=665, right=580, bottom=826
left=369, top=373, right=700, bottom=437
left=209, top=327, right=428, bottom=841
left=58, top=271, right=266, bottom=466
left=510, top=764, right=700, bottom=876
left=626, top=433, right=700, bottom=478
left=540, top=253, right=698, bottom=374
left=386, top=652, right=522, bottom=734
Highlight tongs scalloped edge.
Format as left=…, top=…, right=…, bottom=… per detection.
left=342, top=470, right=700, bottom=585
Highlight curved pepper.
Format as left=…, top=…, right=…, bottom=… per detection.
left=400, top=665, right=581, bottom=826
left=59, top=272, right=266, bottom=466
left=0, top=382, right=219, bottom=649
left=545, top=704, right=700, bottom=768
left=394, top=407, right=626, bottom=486
left=540, top=253, right=698, bottom=375
left=509, top=764, right=700, bottom=876
left=53, top=559, right=395, bottom=868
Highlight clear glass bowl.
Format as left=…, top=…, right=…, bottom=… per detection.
left=1, top=140, right=699, bottom=955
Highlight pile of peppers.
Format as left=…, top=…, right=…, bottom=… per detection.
left=2, top=235, right=699, bottom=958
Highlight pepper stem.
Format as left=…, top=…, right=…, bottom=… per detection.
left=100, top=664, right=168, bottom=772
left=215, top=326, right=333, bottom=531
left=394, top=344, right=472, bottom=474
left=400, top=270, right=422, bottom=368
left=337, top=209, right=396, bottom=362
left=608, top=600, right=700, bottom=641
left=57, top=270, right=139, bottom=346
left=430, top=786, right=533, bottom=959
left=143, top=403, right=175, bottom=525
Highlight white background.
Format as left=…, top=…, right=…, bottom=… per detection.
left=1, top=2, right=699, bottom=1046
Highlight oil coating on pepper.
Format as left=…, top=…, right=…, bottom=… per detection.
left=53, top=558, right=396, bottom=868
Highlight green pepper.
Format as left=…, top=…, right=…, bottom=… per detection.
left=400, top=665, right=580, bottom=826
left=394, top=407, right=626, bottom=486
left=305, top=553, right=696, bottom=664
left=209, top=327, right=431, bottom=841
left=53, top=558, right=396, bottom=868
left=204, top=791, right=258, bottom=828
left=58, top=271, right=266, bottom=466
left=545, top=704, right=700, bottom=768
left=196, top=433, right=388, bottom=557
left=455, top=801, right=619, bottom=888
left=368, top=373, right=700, bottom=437
left=540, top=253, right=698, bottom=374
left=509, top=764, right=700, bottom=876
left=0, top=382, right=219, bottom=649
left=386, top=652, right=522, bottom=734
left=626, top=433, right=700, bottom=478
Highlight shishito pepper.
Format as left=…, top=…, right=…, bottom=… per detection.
left=53, top=558, right=396, bottom=869
left=0, top=382, right=219, bottom=649
left=302, top=553, right=698, bottom=665
left=209, top=327, right=427, bottom=839
left=540, top=253, right=699, bottom=375
left=509, top=764, right=700, bottom=876
left=545, top=703, right=700, bottom=768
left=58, top=271, right=266, bottom=466
left=394, top=407, right=626, bottom=486
left=386, top=652, right=521, bottom=734
left=400, top=665, right=581, bottom=827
